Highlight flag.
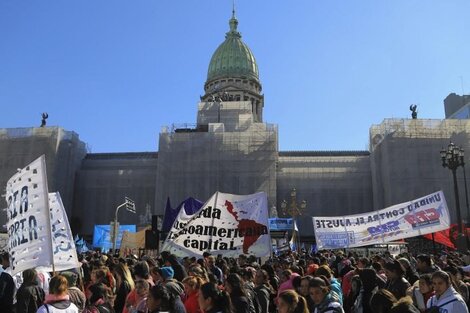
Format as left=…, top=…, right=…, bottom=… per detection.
left=162, top=197, right=203, bottom=232
left=38, top=192, right=80, bottom=272
left=6, top=155, right=53, bottom=275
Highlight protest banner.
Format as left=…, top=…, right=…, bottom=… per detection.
left=313, top=191, right=451, bottom=249
left=36, top=192, right=80, bottom=272
left=162, top=192, right=271, bottom=258
left=268, top=218, right=293, bottom=231
left=92, top=224, right=136, bottom=251
left=119, top=227, right=148, bottom=257
left=5, top=155, right=54, bottom=275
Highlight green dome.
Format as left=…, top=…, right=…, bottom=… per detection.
left=207, top=13, right=259, bottom=83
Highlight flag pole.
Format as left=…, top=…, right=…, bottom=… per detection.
left=41, top=155, right=56, bottom=275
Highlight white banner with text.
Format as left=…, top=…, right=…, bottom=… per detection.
left=162, top=192, right=271, bottom=257
left=6, top=156, right=53, bottom=275
left=313, top=191, right=450, bottom=249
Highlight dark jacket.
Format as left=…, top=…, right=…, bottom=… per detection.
left=254, top=284, right=270, bottom=313
left=16, top=281, right=45, bottom=313
left=385, top=277, right=410, bottom=299
left=114, top=281, right=132, bottom=313
left=0, top=271, right=15, bottom=313
left=230, top=295, right=250, bottom=313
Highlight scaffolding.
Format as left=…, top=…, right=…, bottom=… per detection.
left=155, top=101, right=278, bottom=215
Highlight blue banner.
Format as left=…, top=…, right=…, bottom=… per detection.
left=162, top=197, right=203, bottom=232
left=92, top=225, right=136, bottom=251
left=268, top=218, right=293, bottom=231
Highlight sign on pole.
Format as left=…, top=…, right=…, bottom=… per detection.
left=313, top=191, right=451, bottom=249
left=162, top=192, right=271, bottom=258
left=5, top=155, right=54, bottom=275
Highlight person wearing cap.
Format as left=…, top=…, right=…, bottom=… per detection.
left=160, top=266, right=185, bottom=299
left=61, top=271, right=86, bottom=313
left=164, top=254, right=187, bottom=282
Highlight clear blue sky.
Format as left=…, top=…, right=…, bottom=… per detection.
left=1, top=1, right=470, bottom=153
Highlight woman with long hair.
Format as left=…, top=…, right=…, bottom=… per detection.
left=308, top=276, right=344, bottom=313
left=426, top=271, right=468, bottom=313
left=183, top=276, right=204, bottom=313
left=37, top=275, right=79, bottom=313
left=113, top=263, right=135, bottom=313
left=408, top=274, right=434, bottom=313
left=224, top=273, right=250, bottom=313
left=277, top=290, right=308, bottom=313
left=198, top=282, right=233, bottom=313
left=255, top=269, right=275, bottom=313
left=84, top=283, right=115, bottom=313
left=384, top=260, right=411, bottom=300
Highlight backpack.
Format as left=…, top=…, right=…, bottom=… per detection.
left=424, top=298, right=458, bottom=313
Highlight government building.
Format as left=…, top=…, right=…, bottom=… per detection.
left=1, top=12, right=469, bottom=239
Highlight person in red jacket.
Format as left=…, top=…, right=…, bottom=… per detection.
left=183, top=276, right=204, bottom=313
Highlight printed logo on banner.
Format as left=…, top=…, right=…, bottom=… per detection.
left=404, top=206, right=442, bottom=229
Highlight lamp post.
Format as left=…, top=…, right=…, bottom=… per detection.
left=440, top=142, right=468, bottom=251
left=111, top=197, right=136, bottom=253
left=280, top=188, right=307, bottom=251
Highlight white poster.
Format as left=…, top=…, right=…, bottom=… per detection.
left=163, top=192, right=271, bottom=258
left=37, top=192, right=80, bottom=272
left=313, top=191, right=451, bottom=250
left=6, top=155, right=53, bottom=275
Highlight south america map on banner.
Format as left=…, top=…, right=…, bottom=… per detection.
left=162, top=192, right=271, bottom=258
left=5, top=155, right=53, bottom=275
left=313, top=191, right=450, bottom=249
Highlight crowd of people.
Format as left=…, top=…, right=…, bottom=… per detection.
left=0, top=248, right=469, bottom=313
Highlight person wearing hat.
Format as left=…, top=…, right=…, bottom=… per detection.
left=164, top=254, right=187, bottom=282
left=61, top=271, right=86, bottom=313
left=160, top=266, right=184, bottom=299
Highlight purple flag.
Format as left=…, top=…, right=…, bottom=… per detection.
left=162, top=197, right=203, bottom=232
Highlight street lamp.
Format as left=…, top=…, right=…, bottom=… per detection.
left=440, top=142, right=468, bottom=251
left=111, top=197, right=136, bottom=253
left=280, top=188, right=307, bottom=252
